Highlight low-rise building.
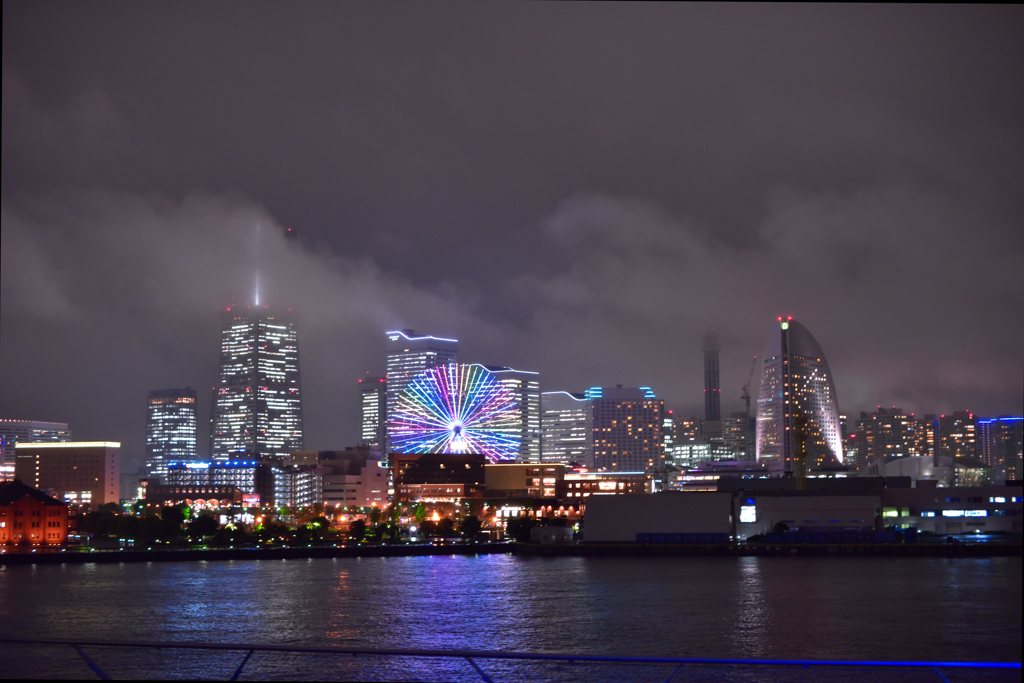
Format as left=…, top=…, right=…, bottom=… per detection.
left=392, top=452, right=487, bottom=503
left=167, top=460, right=275, bottom=502
left=0, top=480, right=70, bottom=545
left=582, top=479, right=1023, bottom=542
left=862, top=454, right=990, bottom=487
left=143, top=484, right=243, bottom=510
left=484, top=463, right=566, bottom=498
left=563, top=470, right=648, bottom=498
left=879, top=482, right=1023, bottom=535
left=584, top=492, right=734, bottom=542
left=734, top=492, right=880, bottom=538
left=281, top=448, right=389, bottom=509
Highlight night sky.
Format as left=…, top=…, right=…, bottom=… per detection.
left=2, top=4, right=1022, bottom=475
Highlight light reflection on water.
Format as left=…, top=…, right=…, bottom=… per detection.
left=0, top=555, right=1019, bottom=662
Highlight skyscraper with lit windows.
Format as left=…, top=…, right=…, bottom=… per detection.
left=385, top=329, right=458, bottom=452
left=590, top=386, right=665, bottom=473
left=0, top=419, right=71, bottom=482
left=146, top=387, right=197, bottom=481
left=703, top=329, right=721, bottom=422
left=979, top=416, right=1022, bottom=481
left=359, top=376, right=387, bottom=447
left=210, top=306, right=304, bottom=461
left=486, top=366, right=541, bottom=462
left=938, top=411, right=979, bottom=460
left=541, top=392, right=594, bottom=466
left=755, top=317, right=843, bottom=473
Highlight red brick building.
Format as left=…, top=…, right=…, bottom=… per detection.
left=0, top=480, right=69, bottom=545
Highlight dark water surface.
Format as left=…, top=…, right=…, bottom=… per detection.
left=1, top=555, right=1020, bottom=663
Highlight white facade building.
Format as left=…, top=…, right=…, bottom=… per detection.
left=487, top=367, right=541, bottom=463
left=385, top=330, right=457, bottom=452
left=541, top=392, right=593, bottom=466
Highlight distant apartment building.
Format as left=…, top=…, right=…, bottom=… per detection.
left=146, top=387, right=198, bottom=482
left=0, top=419, right=71, bottom=482
left=722, top=412, right=755, bottom=460
left=914, top=415, right=938, bottom=459
left=847, top=412, right=935, bottom=472
left=669, top=441, right=735, bottom=469
left=855, top=407, right=919, bottom=465
left=540, top=392, right=593, bottom=466
left=14, top=442, right=120, bottom=508
left=979, top=417, right=1023, bottom=482
left=590, top=386, right=665, bottom=473
left=358, top=376, right=386, bottom=447
left=674, top=416, right=700, bottom=443
left=939, top=411, right=979, bottom=460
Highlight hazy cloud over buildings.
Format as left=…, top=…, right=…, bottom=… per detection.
left=2, top=3, right=1022, bottom=471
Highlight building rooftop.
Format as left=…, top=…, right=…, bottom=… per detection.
left=0, top=480, right=66, bottom=507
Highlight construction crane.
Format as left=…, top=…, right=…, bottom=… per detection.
left=740, top=355, right=758, bottom=415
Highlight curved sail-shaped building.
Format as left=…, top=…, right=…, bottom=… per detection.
left=755, top=318, right=843, bottom=472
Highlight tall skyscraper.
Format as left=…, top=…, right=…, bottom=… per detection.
left=486, top=366, right=541, bottom=462
left=755, top=317, right=843, bottom=473
left=591, top=386, right=665, bottom=473
left=146, top=388, right=198, bottom=481
left=210, top=306, right=304, bottom=461
left=385, top=329, right=458, bottom=451
left=358, top=376, right=387, bottom=447
left=703, top=329, right=721, bottom=422
left=541, top=391, right=593, bottom=466
left=0, top=419, right=71, bottom=482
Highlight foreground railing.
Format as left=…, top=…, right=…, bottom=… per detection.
left=0, top=637, right=1019, bottom=682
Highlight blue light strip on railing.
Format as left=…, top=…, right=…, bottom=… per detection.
left=0, top=637, right=1018, bottom=670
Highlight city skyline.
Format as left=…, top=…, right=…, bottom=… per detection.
left=2, top=5, right=1022, bottom=478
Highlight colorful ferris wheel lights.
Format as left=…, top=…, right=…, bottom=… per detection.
left=390, top=364, right=521, bottom=462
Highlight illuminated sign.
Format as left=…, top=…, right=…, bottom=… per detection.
left=941, top=510, right=987, bottom=518
left=242, top=494, right=260, bottom=506
left=739, top=505, right=756, bottom=523
left=598, top=481, right=618, bottom=491
left=185, top=463, right=211, bottom=469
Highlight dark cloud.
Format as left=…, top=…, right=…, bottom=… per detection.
left=2, top=4, right=1022, bottom=472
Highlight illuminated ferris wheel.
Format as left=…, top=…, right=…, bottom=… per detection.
left=390, top=364, right=521, bottom=462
